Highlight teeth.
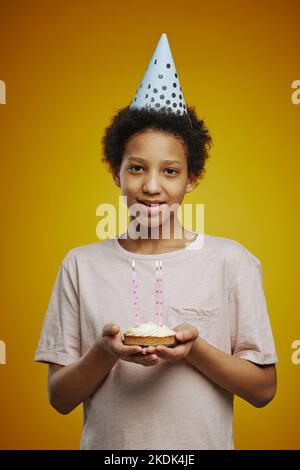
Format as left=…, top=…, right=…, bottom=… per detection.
left=138, top=201, right=166, bottom=207
left=141, top=202, right=161, bottom=206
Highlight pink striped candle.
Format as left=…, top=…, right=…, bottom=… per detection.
left=158, top=261, right=163, bottom=327
left=132, top=260, right=141, bottom=325
left=131, top=259, right=164, bottom=327
left=155, top=260, right=159, bottom=325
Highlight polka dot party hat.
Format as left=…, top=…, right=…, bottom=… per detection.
left=129, top=33, right=187, bottom=116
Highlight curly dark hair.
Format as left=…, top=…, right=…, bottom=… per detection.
left=101, top=105, right=212, bottom=185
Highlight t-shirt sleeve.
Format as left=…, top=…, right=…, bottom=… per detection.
left=228, top=253, right=279, bottom=365
left=34, top=251, right=81, bottom=366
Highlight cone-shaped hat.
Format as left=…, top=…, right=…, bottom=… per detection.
left=129, top=33, right=187, bottom=116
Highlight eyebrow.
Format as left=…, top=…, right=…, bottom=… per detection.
left=127, top=156, right=182, bottom=165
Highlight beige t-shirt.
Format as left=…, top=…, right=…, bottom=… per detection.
left=34, top=233, right=279, bottom=450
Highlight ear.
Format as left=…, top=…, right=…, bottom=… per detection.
left=185, top=172, right=197, bottom=194
left=112, top=168, right=121, bottom=187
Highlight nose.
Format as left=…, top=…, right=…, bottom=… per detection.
left=142, top=170, right=162, bottom=195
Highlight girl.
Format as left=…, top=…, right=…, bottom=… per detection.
left=35, top=35, right=278, bottom=450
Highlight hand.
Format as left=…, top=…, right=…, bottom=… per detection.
left=122, top=344, right=162, bottom=367
left=155, top=323, right=199, bottom=363
left=97, top=323, right=160, bottom=367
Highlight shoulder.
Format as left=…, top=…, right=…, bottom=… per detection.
left=205, top=234, right=261, bottom=266
left=61, top=238, right=117, bottom=272
left=204, top=234, right=262, bottom=287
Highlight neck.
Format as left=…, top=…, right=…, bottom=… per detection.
left=119, top=216, right=197, bottom=254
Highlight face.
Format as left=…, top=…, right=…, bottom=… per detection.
left=113, top=129, right=196, bottom=233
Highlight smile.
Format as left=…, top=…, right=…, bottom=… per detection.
left=136, top=200, right=167, bottom=216
left=137, top=200, right=166, bottom=207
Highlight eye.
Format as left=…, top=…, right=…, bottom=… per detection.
left=164, top=168, right=179, bottom=176
left=128, top=165, right=144, bottom=172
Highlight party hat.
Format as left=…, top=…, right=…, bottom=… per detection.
left=129, top=33, right=187, bottom=116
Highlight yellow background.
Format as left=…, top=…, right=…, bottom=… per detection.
left=0, top=0, right=299, bottom=450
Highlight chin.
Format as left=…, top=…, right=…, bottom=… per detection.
left=139, top=216, right=172, bottom=235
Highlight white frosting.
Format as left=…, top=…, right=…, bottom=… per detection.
left=124, top=321, right=175, bottom=337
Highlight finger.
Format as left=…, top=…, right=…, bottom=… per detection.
left=176, top=328, right=198, bottom=343
left=141, top=346, right=156, bottom=355
left=129, top=353, right=159, bottom=365
left=102, top=323, right=120, bottom=337
left=147, top=354, right=158, bottom=361
left=122, top=345, right=143, bottom=355
left=156, top=345, right=177, bottom=357
left=110, top=343, right=142, bottom=358
left=156, top=343, right=188, bottom=359
left=143, top=354, right=159, bottom=366
left=141, top=353, right=159, bottom=363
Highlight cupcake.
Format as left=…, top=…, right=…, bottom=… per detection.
left=123, top=321, right=176, bottom=347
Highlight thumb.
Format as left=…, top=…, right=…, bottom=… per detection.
left=102, top=323, right=120, bottom=337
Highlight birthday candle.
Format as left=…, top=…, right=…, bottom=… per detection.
left=131, top=259, right=163, bottom=327
left=132, top=260, right=140, bottom=325
left=155, top=260, right=159, bottom=325
left=159, top=261, right=163, bottom=327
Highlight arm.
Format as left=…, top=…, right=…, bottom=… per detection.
left=185, top=336, right=277, bottom=408
left=155, top=325, right=277, bottom=408
left=48, top=323, right=162, bottom=415
left=48, top=341, right=118, bottom=415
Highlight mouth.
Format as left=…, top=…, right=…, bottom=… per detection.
left=135, top=200, right=167, bottom=217
left=137, top=200, right=167, bottom=207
